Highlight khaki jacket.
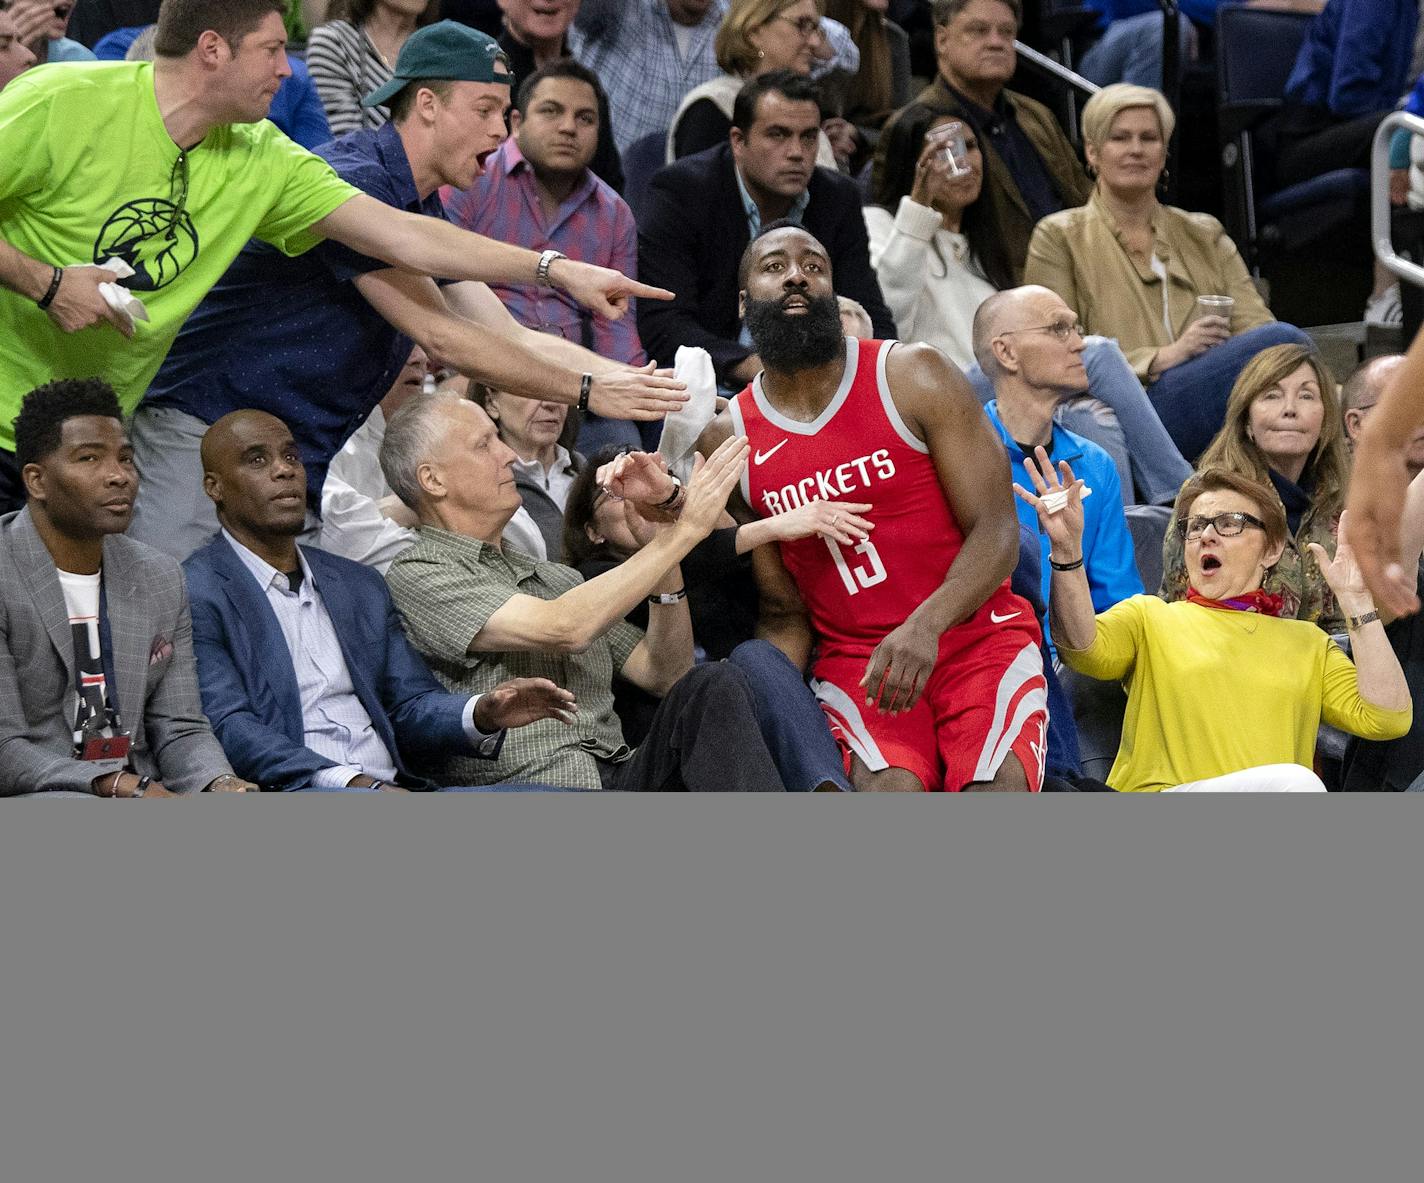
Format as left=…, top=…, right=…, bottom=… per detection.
left=874, top=76, right=1091, bottom=280
left=1025, top=189, right=1275, bottom=381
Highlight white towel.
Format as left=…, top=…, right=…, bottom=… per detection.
left=86, top=257, right=150, bottom=331
left=656, top=346, right=718, bottom=483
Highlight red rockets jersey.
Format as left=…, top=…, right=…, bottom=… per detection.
left=729, top=337, right=1009, bottom=653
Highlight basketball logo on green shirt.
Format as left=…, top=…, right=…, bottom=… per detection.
left=93, top=198, right=200, bottom=292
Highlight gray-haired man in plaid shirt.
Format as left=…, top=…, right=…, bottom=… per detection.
left=380, top=391, right=839, bottom=790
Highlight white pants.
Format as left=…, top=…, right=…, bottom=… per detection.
left=1164, top=764, right=1327, bottom=792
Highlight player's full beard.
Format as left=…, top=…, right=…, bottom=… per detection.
left=743, top=293, right=844, bottom=372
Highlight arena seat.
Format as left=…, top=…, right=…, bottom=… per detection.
left=622, top=131, right=671, bottom=224
left=1124, top=503, right=1173, bottom=594
left=1216, top=4, right=1371, bottom=324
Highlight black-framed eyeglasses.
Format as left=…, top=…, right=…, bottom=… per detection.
left=1178, top=511, right=1267, bottom=541
left=997, top=319, right=1085, bottom=343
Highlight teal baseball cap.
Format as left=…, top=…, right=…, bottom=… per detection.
left=362, top=21, right=512, bottom=108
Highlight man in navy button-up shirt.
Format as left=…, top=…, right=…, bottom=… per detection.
left=129, top=22, right=687, bottom=561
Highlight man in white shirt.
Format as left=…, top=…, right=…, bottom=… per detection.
left=320, top=347, right=549, bottom=570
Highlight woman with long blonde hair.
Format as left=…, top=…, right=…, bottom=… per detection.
left=1160, top=343, right=1350, bottom=631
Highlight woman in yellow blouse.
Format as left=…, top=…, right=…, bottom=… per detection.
left=1024, top=83, right=1311, bottom=462
left=1159, top=343, right=1349, bottom=632
left=1016, top=460, right=1410, bottom=791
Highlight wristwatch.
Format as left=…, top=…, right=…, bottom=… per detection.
left=536, top=249, right=566, bottom=287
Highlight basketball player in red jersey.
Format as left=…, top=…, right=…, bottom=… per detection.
left=704, top=225, right=1047, bottom=791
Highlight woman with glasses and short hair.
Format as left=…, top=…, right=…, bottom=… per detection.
left=1016, top=460, right=1411, bottom=791
left=1159, top=343, right=1350, bottom=632
left=1025, top=83, right=1313, bottom=463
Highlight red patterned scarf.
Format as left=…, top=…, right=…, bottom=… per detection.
left=1185, top=587, right=1285, bottom=617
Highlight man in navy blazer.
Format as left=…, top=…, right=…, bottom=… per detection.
left=636, top=71, right=895, bottom=388
left=183, top=410, right=576, bottom=791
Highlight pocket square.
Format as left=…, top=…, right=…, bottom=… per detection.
left=149, top=635, right=174, bottom=666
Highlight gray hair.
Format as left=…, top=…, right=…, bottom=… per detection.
left=125, top=26, right=158, bottom=61
left=379, top=391, right=462, bottom=511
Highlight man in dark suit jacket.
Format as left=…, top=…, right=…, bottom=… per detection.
left=0, top=379, right=253, bottom=797
left=637, top=71, right=895, bottom=388
left=183, top=410, right=576, bottom=792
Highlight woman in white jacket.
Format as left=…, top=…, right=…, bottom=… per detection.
left=864, top=106, right=1191, bottom=505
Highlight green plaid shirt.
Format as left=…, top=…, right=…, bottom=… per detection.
left=386, top=527, right=643, bottom=789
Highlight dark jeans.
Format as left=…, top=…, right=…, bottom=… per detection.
left=602, top=661, right=789, bottom=791
left=1146, top=323, right=1313, bottom=462
left=726, top=640, right=851, bottom=792
left=0, top=447, right=23, bottom=515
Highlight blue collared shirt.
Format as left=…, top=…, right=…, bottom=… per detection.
left=985, top=402, right=1143, bottom=616
left=144, top=122, right=447, bottom=507
left=733, top=166, right=811, bottom=240
left=223, top=532, right=398, bottom=789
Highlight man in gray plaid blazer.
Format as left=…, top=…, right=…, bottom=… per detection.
left=0, top=379, right=254, bottom=797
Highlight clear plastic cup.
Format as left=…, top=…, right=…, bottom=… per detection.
left=1196, top=294, right=1234, bottom=323
left=925, top=121, right=973, bottom=177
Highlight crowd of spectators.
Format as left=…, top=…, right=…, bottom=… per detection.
left=0, top=0, right=1421, bottom=795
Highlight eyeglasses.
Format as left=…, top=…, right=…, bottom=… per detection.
left=164, top=149, right=189, bottom=243
left=997, top=319, right=1085, bottom=343
left=772, top=14, right=825, bottom=40
left=1178, top=511, right=1267, bottom=541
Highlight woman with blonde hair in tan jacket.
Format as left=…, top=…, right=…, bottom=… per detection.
left=1025, top=83, right=1311, bottom=462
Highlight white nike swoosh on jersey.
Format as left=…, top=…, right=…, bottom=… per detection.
left=990, top=610, right=1021, bottom=624
left=754, top=439, right=789, bottom=465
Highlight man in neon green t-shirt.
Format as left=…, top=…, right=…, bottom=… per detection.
left=0, top=0, right=669, bottom=512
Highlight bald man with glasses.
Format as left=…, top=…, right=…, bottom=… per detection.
left=973, top=286, right=1142, bottom=620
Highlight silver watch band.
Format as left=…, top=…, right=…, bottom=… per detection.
left=536, top=249, right=566, bottom=287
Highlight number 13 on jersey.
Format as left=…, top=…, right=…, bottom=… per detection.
left=825, top=535, right=888, bottom=596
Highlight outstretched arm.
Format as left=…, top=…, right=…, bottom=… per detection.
left=1308, top=512, right=1411, bottom=713
left=441, top=280, right=687, bottom=413
left=1346, top=324, right=1424, bottom=616
left=315, top=194, right=673, bottom=319
left=471, top=437, right=749, bottom=655
left=356, top=269, right=686, bottom=422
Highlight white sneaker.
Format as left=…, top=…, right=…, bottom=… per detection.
left=1364, top=284, right=1403, bottom=328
